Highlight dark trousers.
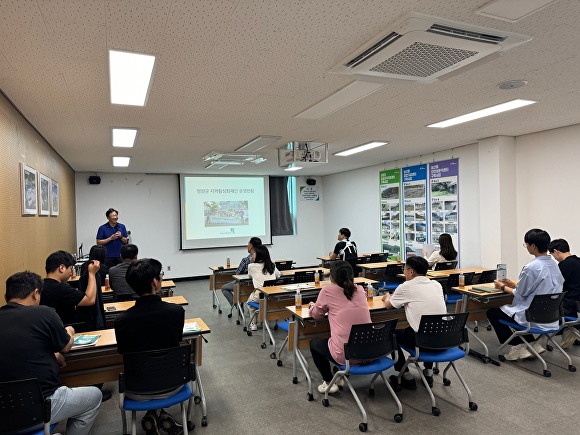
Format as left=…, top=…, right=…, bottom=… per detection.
left=487, top=307, right=535, bottom=345
left=310, top=338, right=338, bottom=383
left=394, top=327, right=433, bottom=372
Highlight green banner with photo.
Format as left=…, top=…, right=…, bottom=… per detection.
left=379, top=169, right=402, bottom=260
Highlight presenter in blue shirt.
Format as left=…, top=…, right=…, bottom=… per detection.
left=96, top=208, right=128, bottom=268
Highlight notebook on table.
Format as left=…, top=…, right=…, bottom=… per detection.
left=471, top=284, right=502, bottom=293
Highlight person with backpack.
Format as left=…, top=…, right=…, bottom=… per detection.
left=329, top=228, right=357, bottom=261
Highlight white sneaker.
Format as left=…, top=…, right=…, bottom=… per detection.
left=503, top=343, right=532, bottom=361
left=335, top=376, right=345, bottom=388
left=561, top=328, right=579, bottom=349
left=530, top=341, right=546, bottom=355
left=318, top=381, right=339, bottom=394
left=250, top=323, right=257, bottom=331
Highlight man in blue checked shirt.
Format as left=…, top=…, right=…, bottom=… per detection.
left=221, top=237, right=262, bottom=307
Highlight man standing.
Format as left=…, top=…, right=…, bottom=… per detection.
left=487, top=229, right=564, bottom=360
left=382, top=256, right=447, bottom=389
left=221, top=237, right=261, bottom=307
left=109, top=244, right=139, bottom=302
left=96, top=207, right=128, bottom=268
left=114, top=258, right=185, bottom=435
left=41, top=250, right=99, bottom=326
left=548, top=238, right=580, bottom=348
left=0, top=271, right=102, bottom=434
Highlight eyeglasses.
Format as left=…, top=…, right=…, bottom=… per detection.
left=159, top=271, right=165, bottom=279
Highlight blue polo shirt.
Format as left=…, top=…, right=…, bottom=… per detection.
left=96, top=222, right=128, bottom=258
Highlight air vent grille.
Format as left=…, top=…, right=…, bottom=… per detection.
left=345, top=32, right=401, bottom=68
left=429, top=24, right=506, bottom=44
left=369, top=42, right=478, bottom=78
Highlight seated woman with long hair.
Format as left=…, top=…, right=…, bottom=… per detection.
left=424, top=233, right=457, bottom=269
left=247, top=245, right=281, bottom=331
left=308, top=261, right=371, bottom=394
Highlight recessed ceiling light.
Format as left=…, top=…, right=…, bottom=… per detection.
left=427, top=99, right=536, bottom=128
left=112, top=128, right=138, bottom=147
left=334, top=141, right=389, bottom=157
left=112, top=156, right=131, bottom=167
left=109, top=50, right=156, bottom=106
left=284, top=164, right=303, bottom=172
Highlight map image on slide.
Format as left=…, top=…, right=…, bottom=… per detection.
left=204, top=201, right=248, bottom=227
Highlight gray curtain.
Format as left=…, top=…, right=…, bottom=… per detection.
left=269, top=177, right=293, bottom=236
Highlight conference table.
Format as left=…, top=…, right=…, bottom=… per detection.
left=256, top=277, right=377, bottom=360
left=358, top=261, right=404, bottom=278
left=316, top=252, right=382, bottom=267
left=103, top=295, right=187, bottom=327
left=102, top=279, right=176, bottom=302
left=59, top=318, right=211, bottom=426
left=285, top=298, right=408, bottom=400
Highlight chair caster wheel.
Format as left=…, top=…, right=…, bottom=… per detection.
left=483, top=357, right=490, bottom=364
left=247, top=331, right=252, bottom=336
left=443, top=378, right=451, bottom=386
left=307, top=393, right=313, bottom=401
left=546, top=345, right=553, bottom=352
left=322, top=399, right=329, bottom=407
left=194, top=395, right=201, bottom=404
left=236, top=320, right=240, bottom=325
left=469, top=402, right=478, bottom=411
left=187, top=421, right=195, bottom=431
left=292, top=377, right=298, bottom=384
left=474, top=326, right=479, bottom=332
left=218, top=309, right=222, bottom=314
left=359, top=422, right=367, bottom=432
left=543, top=369, right=551, bottom=377
left=569, top=365, right=577, bottom=372
left=432, top=407, right=441, bottom=416
left=394, top=414, right=403, bottom=423
left=243, top=326, right=247, bottom=332
left=498, top=355, right=506, bottom=362
left=433, top=368, right=440, bottom=375
left=487, top=324, right=492, bottom=331
left=201, top=416, right=208, bottom=427
left=277, top=360, right=283, bottom=367
left=227, top=313, right=232, bottom=318
left=368, top=388, right=374, bottom=397
left=269, top=352, right=275, bottom=358
left=260, top=342, right=267, bottom=349
left=212, top=304, right=216, bottom=309
left=274, top=324, right=278, bottom=330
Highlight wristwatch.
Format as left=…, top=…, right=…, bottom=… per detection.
left=501, top=285, right=506, bottom=291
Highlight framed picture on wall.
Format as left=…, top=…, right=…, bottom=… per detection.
left=50, top=179, right=59, bottom=216
left=21, top=163, right=37, bottom=215
left=38, top=173, right=51, bottom=216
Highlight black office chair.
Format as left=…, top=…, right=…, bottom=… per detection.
left=293, top=271, right=314, bottom=283
left=476, top=270, right=497, bottom=284
left=378, top=263, right=405, bottom=293
left=497, top=293, right=574, bottom=376
left=444, top=272, right=475, bottom=305
left=275, top=261, right=293, bottom=271
left=119, top=344, right=195, bottom=435
left=369, top=253, right=387, bottom=263
left=323, top=320, right=403, bottom=432
left=346, top=258, right=363, bottom=277
left=434, top=260, right=458, bottom=271
left=0, top=378, right=57, bottom=435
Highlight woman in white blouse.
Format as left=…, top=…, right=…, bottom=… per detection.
left=247, top=245, right=281, bottom=331
left=424, top=233, right=457, bottom=269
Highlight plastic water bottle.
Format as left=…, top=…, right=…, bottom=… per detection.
left=226, top=257, right=230, bottom=268
left=458, top=271, right=465, bottom=288
left=295, top=289, right=302, bottom=308
left=314, top=270, right=320, bottom=286
left=366, top=283, right=374, bottom=299
left=105, top=274, right=110, bottom=290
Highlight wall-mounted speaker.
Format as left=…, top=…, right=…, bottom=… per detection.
left=89, top=176, right=101, bottom=185
left=306, top=178, right=316, bottom=186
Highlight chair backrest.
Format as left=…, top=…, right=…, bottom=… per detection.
left=415, top=313, right=469, bottom=350
left=434, top=260, right=458, bottom=271
left=344, top=319, right=398, bottom=361
left=477, top=270, right=497, bottom=284
left=263, top=276, right=293, bottom=286
left=525, top=293, right=565, bottom=324
left=369, top=253, right=387, bottom=263
left=293, top=271, right=314, bottom=283
left=122, top=344, right=192, bottom=395
left=446, top=272, right=475, bottom=287
left=383, top=263, right=404, bottom=277
left=0, top=378, right=49, bottom=433
left=275, top=261, right=293, bottom=271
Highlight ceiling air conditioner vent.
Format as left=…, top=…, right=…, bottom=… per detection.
left=331, top=12, right=531, bottom=83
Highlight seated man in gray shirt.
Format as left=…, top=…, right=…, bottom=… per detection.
left=109, top=244, right=138, bottom=302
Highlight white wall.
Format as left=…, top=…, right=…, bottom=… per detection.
left=75, top=173, right=323, bottom=278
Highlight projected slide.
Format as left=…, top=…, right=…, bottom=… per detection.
left=180, top=175, right=271, bottom=249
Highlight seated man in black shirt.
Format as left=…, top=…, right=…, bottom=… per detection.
left=115, top=258, right=185, bottom=435
left=0, top=271, right=102, bottom=435
left=549, top=238, right=580, bottom=348
left=328, top=227, right=357, bottom=260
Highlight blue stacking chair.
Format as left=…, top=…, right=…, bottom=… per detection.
left=0, top=378, right=58, bottom=435
left=395, top=312, right=477, bottom=416
left=378, top=263, right=405, bottom=293
left=119, top=344, right=195, bottom=435
left=497, top=293, right=574, bottom=376
left=553, top=301, right=580, bottom=347
left=323, top=319, right=403, bottom=432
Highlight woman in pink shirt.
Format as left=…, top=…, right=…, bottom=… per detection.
left=308, top=261, right=371, bottom=394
